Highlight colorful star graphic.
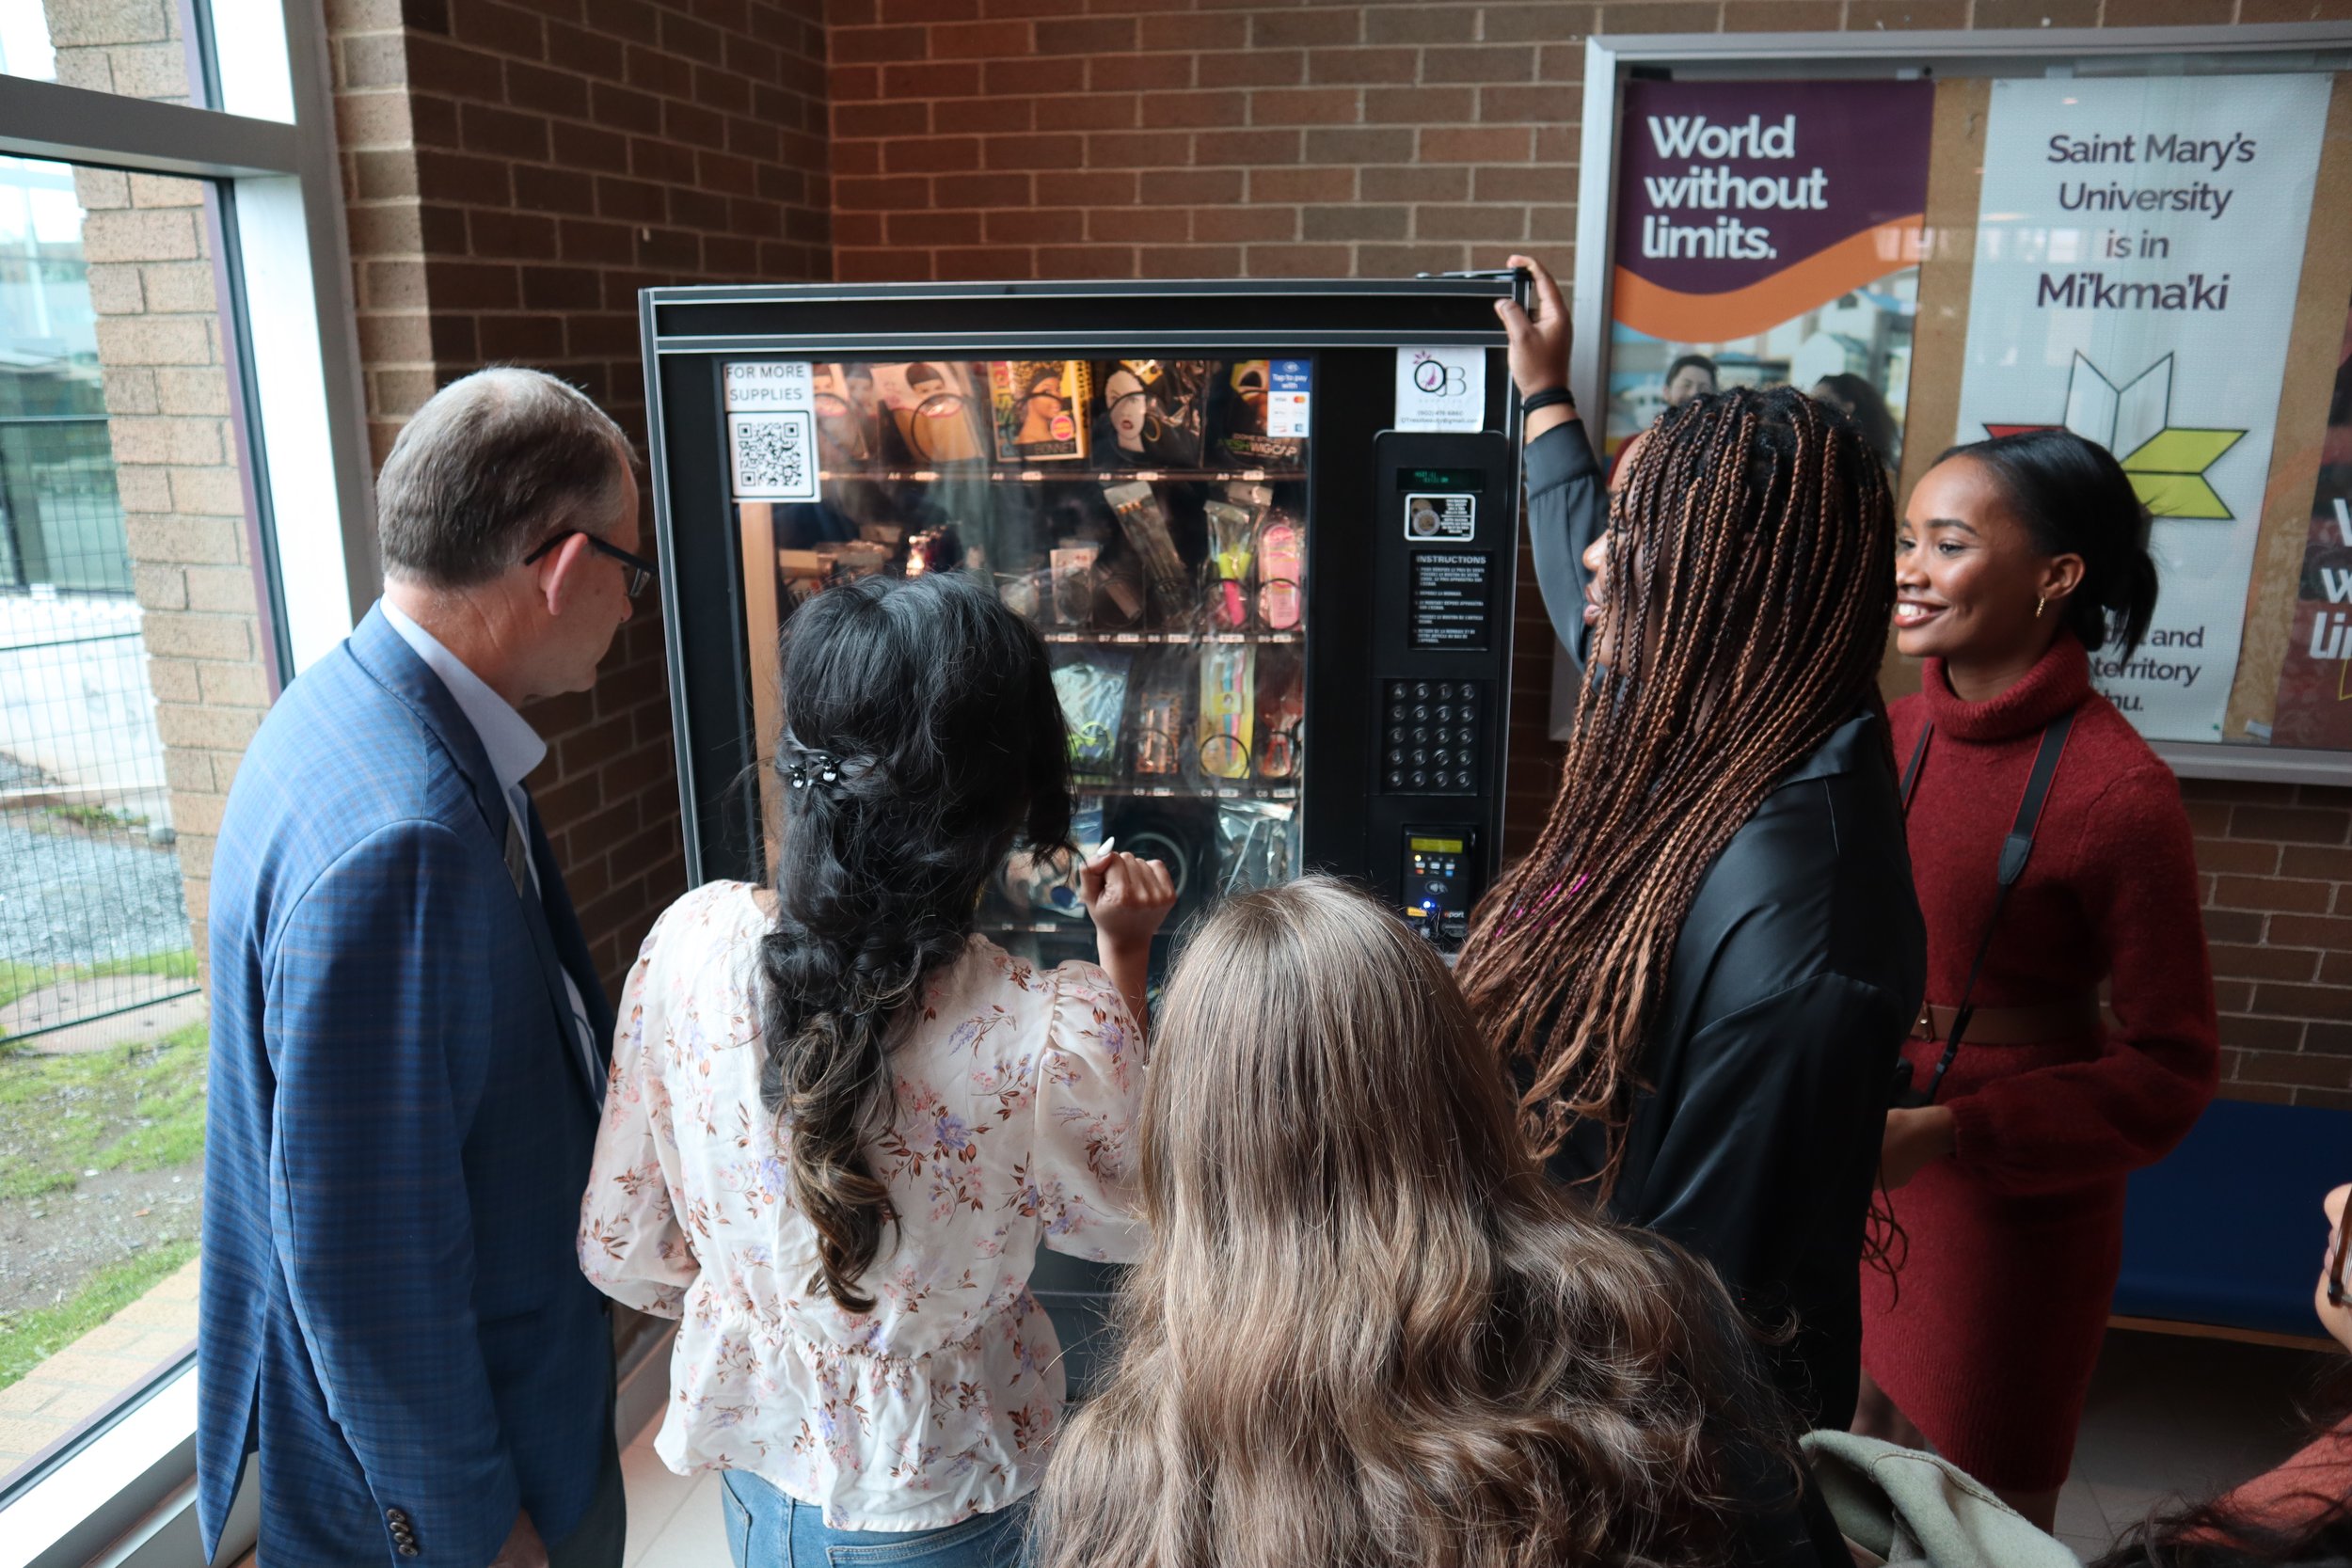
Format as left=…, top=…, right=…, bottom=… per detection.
left=1985, top=352, right=2245, bottom=520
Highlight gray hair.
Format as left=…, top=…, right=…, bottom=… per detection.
left=376, top=367, right=637, bottom=588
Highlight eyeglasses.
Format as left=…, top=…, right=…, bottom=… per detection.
left=2328, top=1188, right=2350, bottom=1309
left=523, top=531, right=657, bottom=598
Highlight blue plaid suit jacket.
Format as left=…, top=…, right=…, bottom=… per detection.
left=199, top=605, right=618, bottom=1566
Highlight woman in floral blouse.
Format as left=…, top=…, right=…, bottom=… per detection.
left=579, top=573, right=1173, bottom=1568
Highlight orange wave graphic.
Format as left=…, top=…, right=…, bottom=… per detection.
left=1613, top=216, right=1925, bottom=343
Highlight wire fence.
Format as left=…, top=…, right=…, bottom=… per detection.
left=0, top=417, right=129, bottom=594
left=0, top=414, right=195, bottom=1047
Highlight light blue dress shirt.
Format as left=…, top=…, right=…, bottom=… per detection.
left=381, top=598, right=602, bottom=1102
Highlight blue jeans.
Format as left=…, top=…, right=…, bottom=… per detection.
left=720, top=1472, right=1028, bottom=1568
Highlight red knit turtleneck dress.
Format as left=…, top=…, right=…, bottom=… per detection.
left=1861, top=637, right=2218, bottom=1493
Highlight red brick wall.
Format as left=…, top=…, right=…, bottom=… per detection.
left=2185, top=780, right=2352, bottom=1110
left=825, top=0, right=1586, bottom=845
left=325, top=0, right=830, bottom=993
left=817, top=0, right=2352, bottom=1107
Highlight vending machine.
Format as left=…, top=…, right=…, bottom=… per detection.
left=643, top=277, right=1527, bottom=949
left=639, top=277, right=1528, bottom=1380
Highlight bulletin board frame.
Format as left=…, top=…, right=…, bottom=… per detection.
left=1560, top=22, right=2352, bottom=785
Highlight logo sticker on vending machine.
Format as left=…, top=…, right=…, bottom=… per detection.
left=1394, top=347, right=1486, bottom=434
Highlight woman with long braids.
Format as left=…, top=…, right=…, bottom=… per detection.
left=578, top=572, right=1173, bottom=1567
left=1034, top=877, right=1846, bottom=1568
left=1461, top=255, right=1926, bottom=1432
left=1855, top=429, right=2217, bottom=1530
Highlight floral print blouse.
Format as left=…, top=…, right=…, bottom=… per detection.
left=577, top=880, right=1147, bottom=1530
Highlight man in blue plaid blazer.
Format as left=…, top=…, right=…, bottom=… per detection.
left=200, top=370, right=655, bottom=1567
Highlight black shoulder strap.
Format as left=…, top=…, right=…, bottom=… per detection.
left=1900, top=723, right=1931, bottom=811
left=1915, top=708, right=2075, bottom=1104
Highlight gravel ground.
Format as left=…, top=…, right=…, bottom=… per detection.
left=0, top=1161, right=203, bottom=1318
left=0, top=820, right=190, bottom=970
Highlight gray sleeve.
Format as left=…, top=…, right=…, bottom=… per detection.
left=1523, top=420, right=1605, bottom=671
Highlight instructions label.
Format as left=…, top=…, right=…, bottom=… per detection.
left=1410, top=551, right=1491, bottom=649
left=1405, top=492, right=1475, bottom=542
left=1395, top=346, right=1486, bottom=433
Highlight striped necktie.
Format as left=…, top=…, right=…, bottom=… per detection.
left=509, top=784, right=606, bottom=1105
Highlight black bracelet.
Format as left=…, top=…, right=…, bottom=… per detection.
left=1520, top=387, right=1576, bottom=416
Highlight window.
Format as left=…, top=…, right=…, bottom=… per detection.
left=0, top=2, right=367, bottom=1560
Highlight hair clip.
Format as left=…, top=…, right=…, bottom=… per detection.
left=780, top=729, right=852, bottom=796
left=785, top=754, right=841, bottom=790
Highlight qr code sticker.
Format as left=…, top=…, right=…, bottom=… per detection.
left=728, top=411, right=818, bottom=501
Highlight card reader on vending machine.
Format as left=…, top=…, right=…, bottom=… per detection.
left=1401, top=827, right=1480, bottom=951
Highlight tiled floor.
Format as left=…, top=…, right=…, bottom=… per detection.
left=621, top=1328, right=2338, bottom=1567
left=2050, top=1329, right=2329, bottom=1560
left=621, top=1433, right=731, bottom=1568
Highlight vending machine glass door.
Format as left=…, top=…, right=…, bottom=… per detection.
left=722, top=353, right=1313, bottom=975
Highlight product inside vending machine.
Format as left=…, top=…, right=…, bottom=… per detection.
left=727, top=354, right=1317, bottom=979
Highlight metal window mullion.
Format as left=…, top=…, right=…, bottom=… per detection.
left=205, top=182, right=295, bottom=690
left=0, top=75, right=297, bottom=180
left=279, top=0, right=379, bottom=649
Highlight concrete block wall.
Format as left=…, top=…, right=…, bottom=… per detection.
left=45, top=0, right=267, bottom=977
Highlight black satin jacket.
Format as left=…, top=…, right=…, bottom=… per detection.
left=1524, top=421, right=1928, bottom=1433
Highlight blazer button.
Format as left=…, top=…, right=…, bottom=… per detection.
left=397, top=1545, right=421, bottom=1559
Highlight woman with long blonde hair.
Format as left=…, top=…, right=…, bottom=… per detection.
left=1032, top=877, right=1843, bottom=1568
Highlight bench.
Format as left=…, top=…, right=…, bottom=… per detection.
left=2110, top=1096, right=2348, bottom=1352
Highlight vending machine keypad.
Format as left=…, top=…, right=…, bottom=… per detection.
left=1380, top=678, right=1482, bottom=795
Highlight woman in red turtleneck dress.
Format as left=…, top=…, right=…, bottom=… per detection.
left=1856, top=429, right=2218, bottom=1531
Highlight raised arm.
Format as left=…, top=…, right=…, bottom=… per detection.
left=1496, top=253, right=1606, bottom=668
left=1027, top=966, right=1151, bottom=1265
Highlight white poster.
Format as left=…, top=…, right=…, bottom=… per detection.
left=1953, top=74, right=2328, bottom=741
left=1394, top=346, right=1486, bottom=433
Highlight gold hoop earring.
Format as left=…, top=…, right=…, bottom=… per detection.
left=2035, top=596, right=2046, bottom=619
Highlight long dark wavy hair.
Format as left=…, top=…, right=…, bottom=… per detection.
left=1454, top=386, right=1897, bottom=1181
left=1032, top=877, right=1800, bottom=1568
left=758, top=572, right=1072, bottom=1311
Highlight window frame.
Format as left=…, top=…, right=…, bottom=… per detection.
left=1557, top=19, right=2352, bottom=785
left=0, top=0, right=375, bottom=680
left=0, top=0, right=371, bottom=1559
